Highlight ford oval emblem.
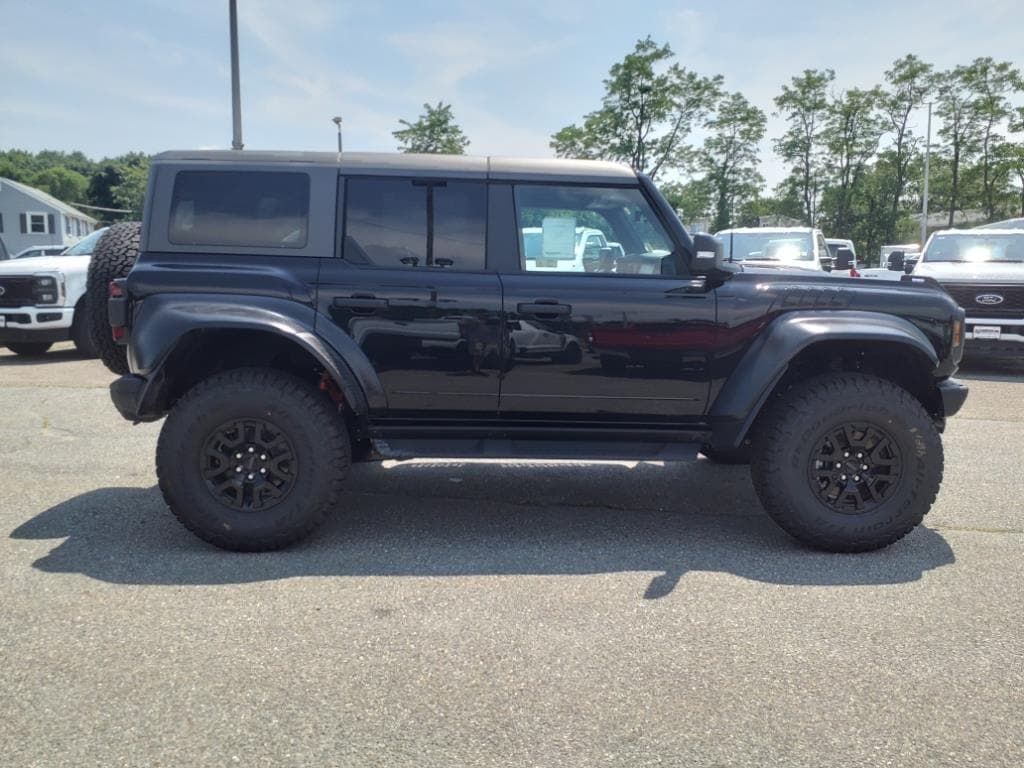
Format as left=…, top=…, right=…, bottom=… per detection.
left=975, top=294, right=1004, bottom=306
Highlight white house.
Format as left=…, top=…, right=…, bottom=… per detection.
left=0, top=177, right=96, bottom=256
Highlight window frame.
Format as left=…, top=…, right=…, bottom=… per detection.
left=145, top=162, right=337, bottom=257
left=510, top=182, right=684, bottom=279
left=27, top=212, right=49, bottom=234
left=339, top=174, right=490, bottom=273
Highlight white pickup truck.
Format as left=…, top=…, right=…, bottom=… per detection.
left=0, top=227, right=107, bottom=357
left=912, top=229, right=1024, bottom=356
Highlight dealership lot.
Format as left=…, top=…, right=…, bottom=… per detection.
left=1, top=344, right=1022, bottom=767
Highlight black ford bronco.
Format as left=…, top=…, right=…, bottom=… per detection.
left=87, top=150, right=968, bottom=553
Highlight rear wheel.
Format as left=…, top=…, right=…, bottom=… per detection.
left=750, top=373, right=942, bottom=552
left=6, top=342, right=52, bottom=357
left=85, top=222, right=140, bottom=375
left=156, top=368, right=351, bottom=551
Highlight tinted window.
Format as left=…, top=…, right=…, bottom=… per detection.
left=169, top=171, right=310, bottom=249
left=515, top=185, right=674, bottom=275
left=344, top=178, right=486, bottom=270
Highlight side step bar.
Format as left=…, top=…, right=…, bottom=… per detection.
left=372, top=438, right=701, bottom=462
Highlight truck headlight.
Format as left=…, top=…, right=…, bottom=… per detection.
left=32, top=273, right=65, bottom=306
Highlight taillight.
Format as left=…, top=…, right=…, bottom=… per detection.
left=112, top=326, right=126, bottom=341
left=109, top=281, right=124, bottom=299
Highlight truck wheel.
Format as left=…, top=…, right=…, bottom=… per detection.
left=71, top=303, right=97, bottom=358
left=156, top=368, right=351, bottom=551
left=557, top=342, right=583, bottom=364
left=700, top=442, right=751, bottom=465
left=6, top=342, right=52, bottom=356
left=750, top=373, right=942, bottom=553
left=85, top=222, right=140, bottom=375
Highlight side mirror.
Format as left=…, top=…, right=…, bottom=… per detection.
left=887, top=251, right=905, bottom=271
left=690, top=232, right=724, bottom=274
left=834, top=247, right=854, bottom=271
left=819, top=256, right=834, bottom=272
left=904, top=258, right=915, bottom=275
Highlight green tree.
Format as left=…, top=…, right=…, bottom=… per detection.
left=30, top=166, right=89, bottom=204
left=960, top=57, right=1024, bottom=220
left=393, top=102, right=470, bottom=154
left=659, top=179, right=713, bottom=228
left=822, top=87, right=885, bottom=236
left=881, top=55, right=933, bottom=240
left=773, top=69, right=835, bottom=225
left=551, top=37, right=722, bottom=180
left=701, top=92, right=766, bottom=231
left=935, top=65, right=982, bottom=227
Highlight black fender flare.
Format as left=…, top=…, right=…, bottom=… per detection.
left=708, top=310, right=939, bottom=450
left=130, top=293, right=385, bottom=414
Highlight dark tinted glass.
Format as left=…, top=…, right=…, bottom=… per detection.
left=344, top=178, right=427, bottom=267
left=344, top=178, right=486, bottom=270
left=169, top=171, right=310, bottom=249
left=432, top=182, right=486, bottom=269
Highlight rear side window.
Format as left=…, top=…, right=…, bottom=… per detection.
left=343, top=178, right=486, bottom=270
left=169, top=171, right=310, bottom=249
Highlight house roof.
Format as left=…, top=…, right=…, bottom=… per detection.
left=0, top=177, right=97, bottom=223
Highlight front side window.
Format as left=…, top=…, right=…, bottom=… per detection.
left=169, top=171, right=310, bottom=249
left=515, top=185, right=674, bottom=275
left=343, top=178, right=486, bottom=270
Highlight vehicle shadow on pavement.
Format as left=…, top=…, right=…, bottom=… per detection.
left=10, top=460, right=955, bottom=598
left=0, top=347, right=83, bottom=366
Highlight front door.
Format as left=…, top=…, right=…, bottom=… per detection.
left=316, top=176, right=502, bottom=417
left=498, top=183, right=716, bottom=423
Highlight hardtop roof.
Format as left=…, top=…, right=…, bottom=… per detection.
left=152, top=150, right=637, bottom=183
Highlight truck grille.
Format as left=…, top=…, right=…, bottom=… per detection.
left=940, top=283, right=1024, bottom=318
left=0, top=277, right=36, bottom=308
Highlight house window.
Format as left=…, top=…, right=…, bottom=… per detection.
left=65, top=217, right=72, bottom=235
left=28, top=213, right=48, bottom=234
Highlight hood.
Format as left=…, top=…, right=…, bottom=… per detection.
left=0, top=255, right=90, bottom=274
left=738, top=260, right=824, bottom=274
left=915, top=260, right=1024, bottom=283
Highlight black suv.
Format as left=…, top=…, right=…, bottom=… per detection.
left=89, top=150, right=968, bottom=554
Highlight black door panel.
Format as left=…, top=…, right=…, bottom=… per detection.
left=499, top=275, right=715, bottom=421
left=316, top=265, right=503, bottom=415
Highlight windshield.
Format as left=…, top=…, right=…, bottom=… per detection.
left=718, top=231, right=814, bottom=262
left=62, top=228, right=107, bottom=256
left=924, top=233, right=1024, bottom=263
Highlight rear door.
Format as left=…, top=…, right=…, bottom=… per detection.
left=496, top=183, right=716, bottom=423
left=316, top=175, right=502, bottom=417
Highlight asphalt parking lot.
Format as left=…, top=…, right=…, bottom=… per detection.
left=1, top=343, right=1022, bottom=767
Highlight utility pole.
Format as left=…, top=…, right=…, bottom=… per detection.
left=920, top=102, right=932, bottom=247
left=332, top=116, right=343, bottom=154
left=229, top=0, right=243, bottom=150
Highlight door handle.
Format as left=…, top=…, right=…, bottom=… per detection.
left=333, top=296, right=389, bottom=313
left=518, top=302, right=571, bottom=317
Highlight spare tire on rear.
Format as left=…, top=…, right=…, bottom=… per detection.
left=85, top=222, right=140, bottom=375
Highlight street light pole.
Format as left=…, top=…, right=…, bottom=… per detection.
left=332, top=116, right=343, bottom=154
left=920, top=101, right=932, bottom=247
left=229, top=0, right=243, bottom=150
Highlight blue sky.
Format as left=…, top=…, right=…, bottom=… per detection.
left=1, top=0, right=1020, bottom=185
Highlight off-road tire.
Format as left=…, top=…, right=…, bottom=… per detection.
left=71, top=302, right=97, bottom=358
left=6, top=342, right=52, bottom=356
left=700, top=441, right=752, bottom=465
left=85, top=222, right=140, bottom=375
left=156, top=368, right=351, bottom=551
left=750, top=373, right=943, bottom=553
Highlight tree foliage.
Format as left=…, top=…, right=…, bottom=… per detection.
left=551, top=37, right=722, bottom=180
left=393, top=102, right=470, bottom=154
left=773, top=69, right=835, bottom=225
left=701, top=92, right=766, bottom=231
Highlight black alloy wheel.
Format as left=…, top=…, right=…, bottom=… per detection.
left=808, top=422, right=903, bottom=514
left=200, top=418, right=298, bottom=511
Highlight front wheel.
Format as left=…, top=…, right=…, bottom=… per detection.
left=750, top=373, right=943, bottom=552
left=6, top=342, right=53, bottom=357
left=156, top=368, right=351, bottom=551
